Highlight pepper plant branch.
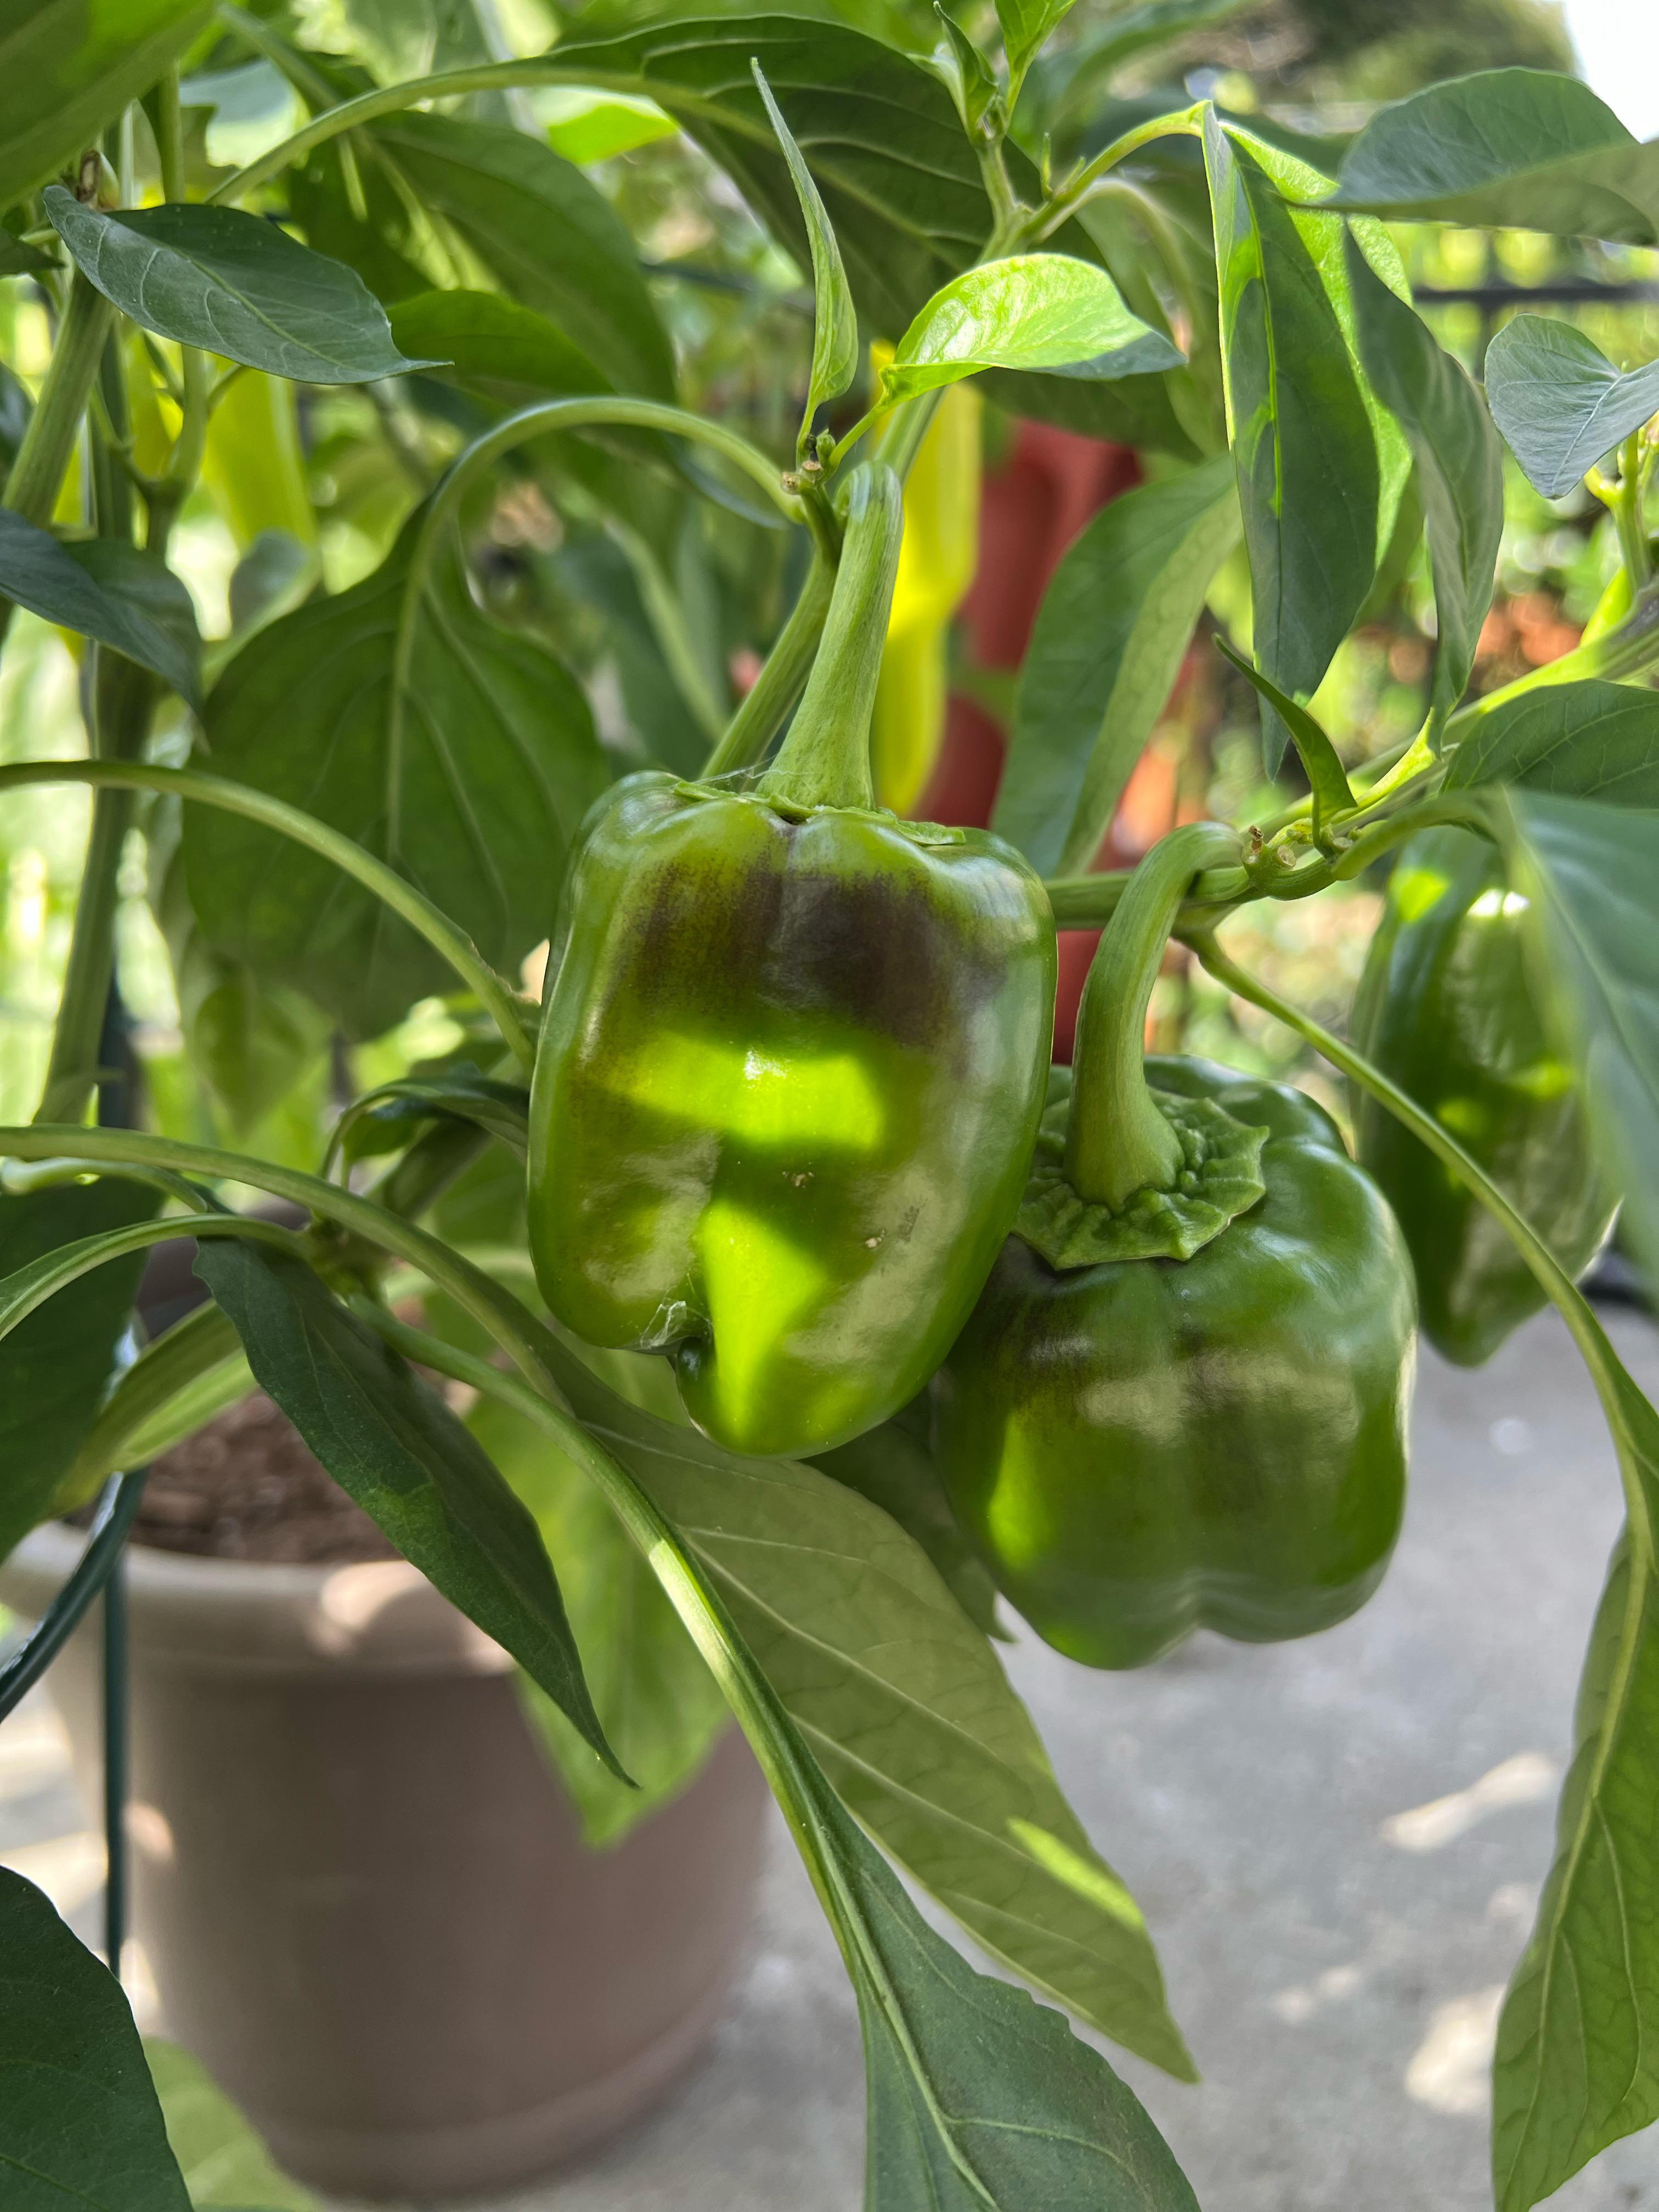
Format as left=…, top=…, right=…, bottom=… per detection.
left=1189, top=935, right=1654, bottom=1532
left=1018, top=104, right=1203, bottom=249
left=0, top=761, right=536, bottom=1074
left=1065, top=822, right=1242, bottom=1206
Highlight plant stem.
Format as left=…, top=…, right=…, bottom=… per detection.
left=2, top=273, right=112, bottom=527
left=1017, top=104, right=1204, bottom=249
left=1065, top=820, right=1242, bottom=1206
left=703, top=549, right=836, bottom=776
left=756, top=465, right=902, bottom=812
left=0, top=760, right=535, bottom=1072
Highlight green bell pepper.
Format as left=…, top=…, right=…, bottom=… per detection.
left=1351, top=824, right=1616, bottom=1367
left=935, top=824, right=1416, bottom=1669
left=528, top=466, right=1056, bottom=1458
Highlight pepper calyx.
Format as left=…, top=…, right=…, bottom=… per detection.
left=1016, top=1067, right=1267, bottom=1266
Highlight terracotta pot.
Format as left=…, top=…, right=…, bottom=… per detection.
left=1, top=1525, right=770, bottom=2201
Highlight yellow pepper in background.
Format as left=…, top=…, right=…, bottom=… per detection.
left=869, top=349, right=981, bottom=815
left=201, top=368, right=315, bottom=548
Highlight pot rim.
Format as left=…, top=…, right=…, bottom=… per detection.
left=0, top=1520, right=514, bottom=1680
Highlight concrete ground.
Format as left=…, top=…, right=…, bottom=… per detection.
left=4, top=1306, right=1657, bottom=2211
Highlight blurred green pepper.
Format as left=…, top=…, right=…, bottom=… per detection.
left=1352, top=825, right=1616, bottom=1367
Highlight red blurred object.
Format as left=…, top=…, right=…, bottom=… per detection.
left=962, top=422, right=1142, bottom=673
left=915, top=422, right=1148, bottom=1060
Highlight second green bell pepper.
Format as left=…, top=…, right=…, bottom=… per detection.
left=934, top=825, right=1417, bottom=1669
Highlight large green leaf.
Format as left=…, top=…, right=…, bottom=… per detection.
left=995, top=456, right=1238, bottom=875
left=1484, top=318, right=1659, bottom=499
left=192, top=1238, right=622, bottom=1777
left=0, top=513, right=201, bottom=710
left=370, top=115, right=676, bottom=400
left=1507, top=793, right=1659, bottom=1283
left=1026, top=0, right=1251, bottom=133
left=0, top=1178, right=157, bottom=1562
left=388, top=287, right=608, bottom=404
left=881, top=252, right=1180, bottom=400
left=450, top=1351, right=1200, bottom=2210
left=183, top=510, right=610, bottom=1040
left=1479, top=797, right=1659, bottom=2208
left=543, top=14, right=985, bottom=343
left=809, top=1410, right=1002, bottom=1639
left=0, top=1868, right=191, bottom=2210
left=0, top=0, right=207, bottom=212
left=1202, top=112, right=1403, bottom=764
left=1344, top=236, right=1503, bottom=732
left=471, top=1391, right=730, bottom=1848
left=43, top=191, right=436, bottom=385
left=541, top=1341, right=1197, bottom=2079
left=146, top=2041, right=316, bottom=2211
left=1446, top=682, right=1659, bottom=804
left=1321, top=68, right=1659, bottom=244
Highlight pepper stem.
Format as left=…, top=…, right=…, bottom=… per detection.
left=757, top=464, right=902, bottom=813
left=1065, top=820, right=1244, bottom=1209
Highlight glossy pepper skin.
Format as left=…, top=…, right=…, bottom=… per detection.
left=1351, top=826, right=1615, bottom=1367
left=528, top=772, right=1055, bottom=1457
left=527, top=465, right=1053, bottom=1459
left=934, top=1056, right=1415, bottom=1669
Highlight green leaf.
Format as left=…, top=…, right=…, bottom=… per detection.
left=1214, top=635, right=1356, bottom=833
left=1203, top=112, right=1403, bottom=766
left=995, top=456, right=1239, bottom=876
left=1321, top=68, right=1659, bottom=244
left=191, top=1238, right=623, bottom=1779
left=933, top=5, right=1001, bottom=136
left=0, top=0, right=207, bottom=213
left=809, top=1410, right=1003, bottom=1639
left=1344, top=236, right=1503, bottom=731
left=544, top=16, right=986, bottom=343
left=370, top=115, right=676, bottom=400
left=146, top=2041, right=316, bottom=2211
left=454, top=1355, right=1200, bottom=2208
left=471, top=1391, right=730, bottom=1848
left=882, top=253, right=1180, bottom=401
left=0, top=1869, right=191, bottom=2209
left=1474, top=795, right=1659, bottom=2205
left=752, top=59, right=859, bottom=445
left=388, top=288, right=609, bottom=404
left=182, top=510, right=610, bottom=1041
left=43, top=190, right=437, bottom=386
left=1505, top=794, right=1659, bottom=1285
left=0, top=1178, right=157, bottom=1563
left=995, top=0, right=1079, bottom=105
left=0, top=512, right=201, bottom=711
left=543, top=1344, right=1197, bottom=2080
left=1484, top=317, right=1659, bottom=499
left=1444, top=681, right=1659, bottom=805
